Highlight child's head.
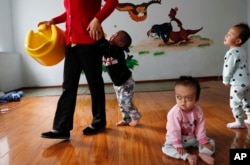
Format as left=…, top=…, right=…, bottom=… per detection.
left=174, top=76, right=201, bottom=111
left=109, top=30, right=132, bottom=50
left=224, top=23, right=250, bottom=48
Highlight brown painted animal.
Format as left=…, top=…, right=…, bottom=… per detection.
left=147, top=23, right=203, bottom=44
left=116, top=0, right=161, bottom=22
left=147, top=7, right=203, bottom=44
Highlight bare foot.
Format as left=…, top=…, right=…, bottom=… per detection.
left=198, top=153, right=214, bottom=165
left=129, top=115, right=141, bottom=126
left=187, top=154, right=197, bottom=165
left=116, top=120, right=129, bottom=126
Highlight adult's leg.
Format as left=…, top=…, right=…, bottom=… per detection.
left=53, top=46, right=82, bottom=132
left=76, top=44, right=106, bottom=129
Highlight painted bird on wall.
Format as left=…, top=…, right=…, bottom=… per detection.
left=116, top=0, right=161, bottom=22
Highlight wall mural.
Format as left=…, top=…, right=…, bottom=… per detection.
left=147, top=7, right=203, bottom=45
left=131, top=6, right=213, bottom=55
left=116, top=0, right=161, bottom=22
left=104, top=1, right=213, bottom=71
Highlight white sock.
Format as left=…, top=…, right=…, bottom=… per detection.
left=244, top=119, right=250, bottom=124
left=227, top=121, right=246, bottom=129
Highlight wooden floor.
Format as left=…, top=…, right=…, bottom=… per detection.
left=1, top=80, right=250, bottom=165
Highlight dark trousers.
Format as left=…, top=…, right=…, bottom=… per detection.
left=53, top=44, right=106, bottom=132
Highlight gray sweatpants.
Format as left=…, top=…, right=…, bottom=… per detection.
left=162, top=137, right=215, bottom=160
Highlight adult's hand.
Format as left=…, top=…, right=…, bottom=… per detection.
left=37, top=20, right=54, bottom=27
left=87, top=17, right=103, bottom=40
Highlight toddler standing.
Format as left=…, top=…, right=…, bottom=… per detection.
left=99, top=30, right=141, bottom=126
left=223, top=23, right=250, bottom=128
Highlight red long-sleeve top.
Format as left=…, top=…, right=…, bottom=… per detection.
left=52, top=0, right=118, bottom=45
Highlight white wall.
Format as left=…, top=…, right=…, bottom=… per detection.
left=0, top=0, right=249, bottom=90
left=11, top=0, right=65, bottom=88
left=0, top=0, right=21, bottom=92
left=0, top=0, right=13, bottom=52
left=0, top=52, right=22, bottom=92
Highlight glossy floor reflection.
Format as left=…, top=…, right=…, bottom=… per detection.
left=0, top=80, right=250, bottom=165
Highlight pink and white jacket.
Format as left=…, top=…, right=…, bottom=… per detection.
left=166, top=104, right=209, bottom=148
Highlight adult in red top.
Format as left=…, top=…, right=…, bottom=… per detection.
left=40, top=0, right=118, bottom=139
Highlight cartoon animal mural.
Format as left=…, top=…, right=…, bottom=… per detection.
left=111, top=3, right=212, bottom=68
left=116, top=0, right=161, bottom=22
left=147, top=7, right=203, bottom=44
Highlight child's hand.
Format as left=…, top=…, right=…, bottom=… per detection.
left=176, top=147, right=187, bottom=155
left=224, top=83, right=231, bottom=87
left=201, top=143, right=214, bottom=151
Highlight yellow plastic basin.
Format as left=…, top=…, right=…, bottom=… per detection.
left=25, top=24, right=66, bottom=66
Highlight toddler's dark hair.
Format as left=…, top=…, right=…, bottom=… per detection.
left=175, top=76, right=201, bottom=101
left=233, top=23, right=250, bottom=45
left=120, top=30, right=132, bottom=50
